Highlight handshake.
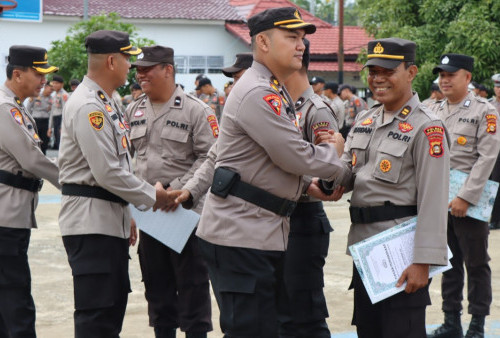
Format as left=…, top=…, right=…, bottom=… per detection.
left=152, top=182, right=193, bottom=212
left=314, top=129, right=345, bottom=157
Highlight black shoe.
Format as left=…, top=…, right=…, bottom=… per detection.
left=465, top=315, right=485, bottom=338
left=489, top=221, right=500, bottom=230
left=427, top=311, right=463, bottom=338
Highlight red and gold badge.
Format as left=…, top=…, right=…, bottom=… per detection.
left=486, top=114, right=497, bottom=134
left=354, top=98, right=361, bottom=107
left=33, top=133, right=40, bottom=140
left=399, top=122, right=413, bottom=133
left=312, top=121, right=330, bottom=136
left=207, top=114, right=219, bottom=138
left=296, top=112, right=302, bottom=120
left=457, top=136, right=467, bottom=145
left=218, top=96, right=225, bottom=105
left=352, top=152, right=357, bottom=167
left=105, top=104, right=113, bottom=113
left=121, top=135, right=127, bottom=149
left=88, top=111, right=104, bottom=131
left=424, top=126, right=444, bottom=158
left=361, top=118, right=373, bottom=126
left=379, top=159, right=391, bottom=172
left=10, top=108, right=23, bottom=125
left=263, top=94, right=282, bottom=116
left=119, top=122, right=125, bottom=130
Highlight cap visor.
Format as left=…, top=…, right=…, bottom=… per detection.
left=364, top=58, right=402, bottom=69
left=280, top=22, right=316, bottom=34
left=221, top=66, right=241, bottom=77
left=432, top=65, right=459, bottom=74
left=33, top=65, right=59, bottom=74
left=122, top=46, right=142, bottom=56
left=131, top=60, right=162, bottom=68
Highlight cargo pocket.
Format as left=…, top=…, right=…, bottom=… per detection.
left=129, top=125, right=147, bottom=156
left=0, top=239, right=29, bottom=286
left=452, top=124, right=477, bottom=153
left=372, top=139, right=408, bottom=183
left=160, top=127, right=189, bottom=160
left=350, top=134, right=371, bottom=173
left=219, top=271, right=258, bottom=335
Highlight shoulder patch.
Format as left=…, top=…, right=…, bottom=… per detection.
left=88, top=111, right=105, bottom=131
left=10, top=108, right=24, bottom=125
left=312, top=121, right=330, bottom=136
left=263, top=94, right=282, bottom=116
left=207, top=114, right=219, bottom=138
left=424, top=126, right=444, bottom=158
left=486, top=114, right=497, bottom=134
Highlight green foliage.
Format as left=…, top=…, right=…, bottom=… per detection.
left=48, top=13, right=155, bottom=95
left=354, top=0, right=500, bottom=98
left=291, top=0, right=358, bottom=25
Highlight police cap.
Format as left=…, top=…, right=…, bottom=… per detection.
left=491, top=74, right=500, bottom=87
left=310, top=76, right=325, bottom=85
left=85, top=30, right=141, bottom=55
left=196, top=77, right=212, bottom=90
left=364, top=38, right=416, bottom=69
left=324, top=82, right=339, bottom=93
left=131, top=45, right=174, bottom=67
left=432, top=53, right=474, bottom=74
left=248, top=7, right=316, bottom=37
left=8, top=45, right=59, bottom=74
left=52, top=75, right=64, bottom=83
left=221, top=53, right=253, bottom=77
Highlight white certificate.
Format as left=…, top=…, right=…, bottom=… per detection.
left=130, top=206, right=200, bottom=254
left=349, top=217, right=452, bottom=304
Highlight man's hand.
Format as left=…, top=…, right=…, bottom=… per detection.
left=47, top=129, right=52, bottom=137
left=153, top=182, right=179, bottom=212
left=306, top=178, right=345, bottom=201
left=169, top=189, right=191, bottom=204
left=129, top=218, right=137, bottom=246
left=449, top=197, right=470, bottom=218
left=314, top=130, right=345, bottom=157
left=396, top=263, right=430, bottom=293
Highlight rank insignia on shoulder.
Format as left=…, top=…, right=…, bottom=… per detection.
left=88, top=111, right=105, bottom=131
left=464, top=100, right=471, bottom=107
left=379, top=159, right=391, bottom=173
left=361, top=118, right=373, bottom=126
left=424, top=126, right=444, bottom=158
left=399, top=122, right=413, bottom=133
left=174, top=96, right=181, bottom=106
left=105, top=104, right=113, bottom=113
left=97, top=91, right=107, bottom=102
left=14, top=97, right=22, bottom=106
left=398, top=106, right=412, bottom=119
left=263, top=94, right=282, bottom=116
left=486, top=114, right=497, bottom=134
left=352, top=152, right=357, bottom=167
left=10, top=108, right=24, bottom=125
left=457, top=136, right=467, bottom=145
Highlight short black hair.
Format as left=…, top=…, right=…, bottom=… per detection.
left=6, top=64, right=29, bottom=79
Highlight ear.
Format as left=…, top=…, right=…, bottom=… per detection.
left=407, top=64, right=418, bottom=82
left=165, top=64, right=174, bottom=79
left=256, top=32, right=270, bottom=53
left=107, top=55, right=115, bottom=70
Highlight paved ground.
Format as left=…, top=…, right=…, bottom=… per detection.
left=31, top=181, right=499, bottom=337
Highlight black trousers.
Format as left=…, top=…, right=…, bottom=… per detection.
left=351, top=265, right=430, bottom=338
left=62, top=234, right=130, bottom=338
left=0, top=227, right=35, bottom=338
left=33, top=118, right=49, bottom=155
left=442, top=214, right=491, bottom=315
left=52, top=115, right=62, bottom=150
left=138, top=231, right=212, bottom=333
left=279, top=202, right=331, bottom=338
left=198, top=238, right=287, bottom=338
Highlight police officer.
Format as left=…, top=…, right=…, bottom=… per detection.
left=487, top=74, right=500, bottom=230
left=323, top=81, right=346, bottom=130
left=58, top=30, right=173, bottom=338
left=428, top=54, right=500, bottom=338
left=195, top=7, right=348, bottom=337
left=48, top=74, right=67, bottom=149
left=196, top=77, right=224, bottom=121
left=221, top=52, right=253, bottom=83
left=0, top=45, right=60, bottom=338
left=340, top=38, right=450, bottom=338
left=422, top=83, right=444, bottom=107
left=339, top=83, right=368, bottom=137
left=125, top=45, right=215, bottom=338
left=27, top=82, right=53, bottom=154
left=310, top=76, right=325, bottom=96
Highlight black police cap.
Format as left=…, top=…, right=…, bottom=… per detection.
left=85, top=30, right=141, bottom=55
left=52, top=75, right=64, bottom=83
left=248, top=7, right=316, bottom=37
left=222, top=52, right=253, bottom=77
left=364, top=38, right=416, bottom=69
left=324, top=82, right=339, bottom=93
left=131, top=45, right=174, bottom=67
left=432, top=53, right=474, bottom=74
left=310, top=76, right=325, bottom=85
left=196, top=77, right=212, bottom=90
left=8, top=45, right=59, bottom=74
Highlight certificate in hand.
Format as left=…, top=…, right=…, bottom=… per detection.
left=449, top=169, right=499, bottom=222
left=349, top=217, right=452, bottom=304
left=130, top=206, right=200, bottom=254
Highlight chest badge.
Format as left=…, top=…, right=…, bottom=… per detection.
left=361, top=118, right=373, bottom=126
left=379, top=159, right=391, bottom=173
left=134, top=110, right=144, bottom=117
left=399, top=122, right=413, bottom=133
left=105, top=104, right=113, bottom=113
left=457, top=136, right=467, bottom=145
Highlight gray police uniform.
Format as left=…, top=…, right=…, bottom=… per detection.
left=0, top=84, right=59, bottom=337
left=342, top=94, right=450, bottom=338
left=49, top=88, right=67, bottom=149
left=196, top=61, right=347, bottom=337
left=27, top=94, right=52, bottom=154
left=203, top=90, right=224, bottom=121
left=58, top=76, right=156, bottom=337
left=125, top=85, right=215, bottom=334
left=345, top=94, right=368, bottom=127
left=430, top=92, right=500, bottom=316
left=487, top=97, right=500, bottom=227
left=280, top=87, right=339, bottom=337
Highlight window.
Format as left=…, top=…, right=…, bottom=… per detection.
left=174, top=56, right=187, bottom=74
left=174, top=56, right=224, bottom=74
left=207, top=56, right=223, bottom=74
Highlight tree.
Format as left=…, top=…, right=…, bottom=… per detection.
left=291, top=0, right=358, bottom=25
left=354, top=0, right=500, bottom=98
left=48, top=12, right=155, bottom=95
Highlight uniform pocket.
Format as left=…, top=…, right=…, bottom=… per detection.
left=372, top=139, right=408, bottom=184
left=160, top=127, right=189, bottom=160
left=452, top=124, right=477, bottom=153
left=350, top=134, right=371, bottom=173
left=129, top=125, right=147, bottom=156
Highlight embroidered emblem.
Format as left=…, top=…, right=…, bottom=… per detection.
left=10, top=108, right=23, bottom=125
left=464, top=100, right=471, bottom=107
left=379, top=159, right=391, bottom=173
left=354, top=98, right=361, bottom=107
left=312, top=121, right=330, bottom=136
left=207, top=114, right=219, bottom=138
left=119, top=122, right=125, bottom=130
left=219, top=96, right=225, bottom=105
left=263, top=94, right=282, bottom=116
left=398, top=106, right=412, bottom=119
left=424, top=126, right=444, bottom=158
left=134, top=110, right=144, bottom=117
left=34, top=133, right=40, bottom=140
left=399, top=122, right=413, bottom=133
left=352, top=152, right=357, bottom=167
left=486, top=114, right=497, bottom=134
left=121, top=135, right=127, bottom=149
left=296, top=112, right=302, bottom=120
left=88, top=111, right=105, bottom=131
left=361, top=118, right=373, bottom=126
left=457, top=136, right=467, bottom=145
left=442, top=56, right=449, bottom=64
left=105, top=104, right=113, bottom=112
left=373, top=42, right=384, bottom=54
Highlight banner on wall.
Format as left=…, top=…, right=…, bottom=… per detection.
left=0, top=0, right=43, bottom=22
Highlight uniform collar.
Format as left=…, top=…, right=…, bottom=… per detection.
left=0, top=84, right=16, bottom=99
left=393, top=92, right=420, bottom=121
left=168, top=85, right=184, bottom=109
left=295, top=86, right=314, bottom=110
left=82, top=76, right=110, bottom=101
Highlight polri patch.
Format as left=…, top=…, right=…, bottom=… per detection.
left=88, top=111, right=105, bottom=131
left=10, top=108, right=23, bottom=125
left=399, top=122, right=413, bottom=133
left=263, top=94, right=282, bottom=116
left=424, top=126, right=444, bottom=158
left=312, top=121, right=330, bottom=136
left=486, top=114, right=497, bottom=134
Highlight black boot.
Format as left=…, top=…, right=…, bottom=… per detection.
left=427, top=311, right=463, bottom=338
left=185, top=332, right=207, bottom=338
left=465, top=315, right=485, bottom=338
left=489, top=221, right=500, bottom=230
left=154, top=327, right=176, bottom=338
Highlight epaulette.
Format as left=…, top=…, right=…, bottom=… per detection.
left=134, top=93, right=146, bottom=102
left=309, top=94, right=327, bottom=109
left=473, top=95, right=488, bottom=104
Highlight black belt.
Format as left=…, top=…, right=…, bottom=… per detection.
left=62, top=184, right=128, bottom=206
left=349, top=201, right=417, bottom=224
left=0, top=169, right=43, bottom=192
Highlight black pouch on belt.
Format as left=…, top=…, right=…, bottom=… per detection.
left=211, top=167, right=240, bottom=198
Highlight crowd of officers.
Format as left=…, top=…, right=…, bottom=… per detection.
left=0, top=5, right=499, bottom=338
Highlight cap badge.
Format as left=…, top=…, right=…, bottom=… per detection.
left=137, top=53, right=144, bottom=60
left=294, top=10, right=301, bottom=20
left=442, top=56, right=449, bottom=64
left=373, top=42, right=384, bottom=54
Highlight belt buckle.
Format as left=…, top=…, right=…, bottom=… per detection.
left=37, top=179, right=44, bottom=192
